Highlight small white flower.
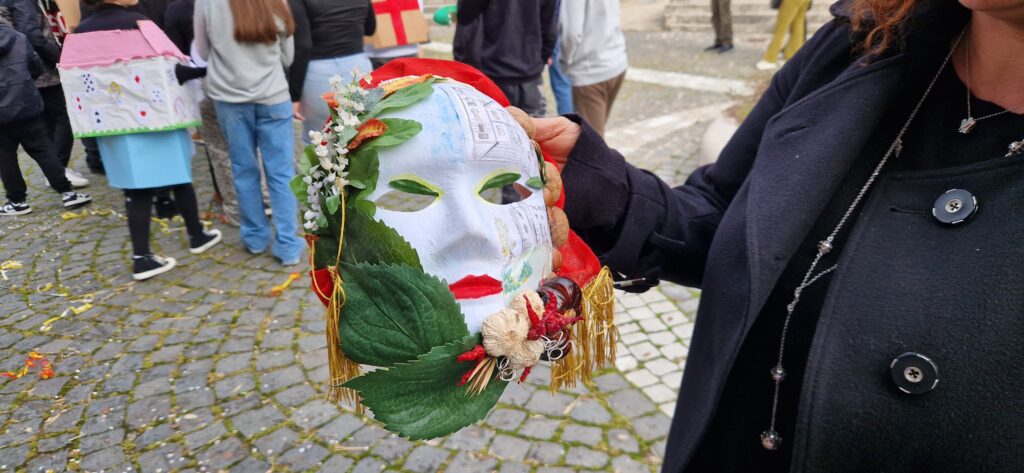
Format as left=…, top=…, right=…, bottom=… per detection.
left=319, top=158, right=333, bottom=171
left=304, top=210, right=316, bottom=220
left=308, top=130, right=323, bottom=144
left=303, top=221, right=316, bottom=230
left=327, top=173, right=337, bottom=182
left=302, top=176, right=312, bottom=185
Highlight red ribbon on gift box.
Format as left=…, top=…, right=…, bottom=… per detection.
left=373, top=0, right=420, bottom=45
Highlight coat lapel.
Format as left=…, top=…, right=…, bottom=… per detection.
left=744, top=54, right=912, bottom=317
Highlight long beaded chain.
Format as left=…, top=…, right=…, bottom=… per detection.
left=759, top=26, right=969, bottom=451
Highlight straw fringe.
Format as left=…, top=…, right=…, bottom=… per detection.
left=550, top=267, right=617, bottom=392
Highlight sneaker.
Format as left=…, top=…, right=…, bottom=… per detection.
left=703, top=43, right=722, bottom=52
left=132, top=254, right=177, bottom=281
left=756, top=60, right=779, bottom=71
left=61, top=191, right=92, bottom=208
left=717, top=44, right=734, bottom=53
left=280, top=257, right=301, bottom=266
left=0, top=201, right=31, bottom=216
left=65, top=168, right=90, bottom=188
left=189, top=228, right=223, bottom=254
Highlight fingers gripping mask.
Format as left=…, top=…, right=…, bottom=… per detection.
left=370, top=82, right=552, bottom=333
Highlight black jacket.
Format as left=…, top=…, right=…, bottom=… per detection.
left=163, top=0, right=193, bottom=54
left=453, top=0, right=557, bottom=84
left=0, top=0, right=60, bottom=64
left=562, top=2, right=1022, bottom=472
left=75, top=3, right=146, bottom=33
left=0, top=24, right=43, bottom=124
left=287, top=0, right=376, bottom=102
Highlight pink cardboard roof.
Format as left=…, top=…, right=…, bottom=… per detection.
left=60, top=20, right=187, bottom=69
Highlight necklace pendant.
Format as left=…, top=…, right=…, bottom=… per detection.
left=1007, top=140, right=1024, bottom=158
left=761, top=430, right=782, bottom=450
left=958, top=117, right=977, bottom=134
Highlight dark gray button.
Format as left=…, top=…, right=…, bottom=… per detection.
left=890, top=352, right=940, bottom=395
left=932, top=189, right=978, bottom=225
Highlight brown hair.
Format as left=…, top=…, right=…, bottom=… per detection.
left=851, top=0, right=918, bottom=55
left=229, top=0, right=296, bottom=44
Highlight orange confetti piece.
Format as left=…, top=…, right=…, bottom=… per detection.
left=321, top=91, right=339, bottom=109
left=347, top=119, right=389, bottom=150
left=1, top=352, right=54, bottom=380
left=269, top=272, right=302, bottom=297
left=381, top=74, right=434, bottom=97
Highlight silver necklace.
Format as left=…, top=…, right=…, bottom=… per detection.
left=760, top=27, right=968, bottom=452
left=958, top=31, right=1024, bottom=134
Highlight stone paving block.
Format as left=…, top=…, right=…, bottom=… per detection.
left=672, top=323, right=695, bottom=339
left=612, top=455, right=651, bottom=473
left=660, top=343, right=688, bottom=360
left=615, top=355, right=638, bottom=372
left=135, top=377, right=173, bottom=399
left=621, top=332, right=648, bottom=345
left=525, top=391, right=574, bottom=417
left=488, top=434, right=531, bottom=461
left=37, top=433, right=75, bottom=453
left=518, top=417, right=560, bottom=440
left=215, top=353, right=251, bottom=375
left=177, top=407, right=216, bottom=433
left=639, top=319, right=668, bottom=332
left=176, top=388, right=216, bottom=411
left=561, top=424, right=602, bottom=445
left=608, top=428, right=639, bottom=454
left=447, top=451, right=499, bottom=473
left=660, top=402, right=676, bottom=416
left=135, top=422, right=175, bottom=448
left=497, top=461, right=531, bottom=473
left=42, top=404, right=84, bottom=432
left=608, top=389, right=656, bottom=418
left=278, top=443, right=331, bottom=472
left=352, top=456, right=386, bottom=473
left=319, top=413, right=364, bottom=442
left=254, top=426, right=299, bottom=457
left=184, top=422, right=228, bottom=450
left=127, top=395, right=172, bottom=429
left=593, top=373, right=630, bottom=392
left=444, top=425, right=494, bottom=451
left=275, top=384, right=317, bottom=407
left=625, top=368, right=659, bottom=388
left=80, top=445, right=125, bottom=472
left=80, top=428, right=125, bottom=455
left=174, top=373, right=209, bottom=395
left=215, top=374, right=255, bottom=399
left=231, top=457, right=273, bottom=473
left=568, top=398, right=611, bottom=425
left=648, top=331, right=677, bottom=347
left=0, top=444, right=28, bottom=470
left=498, top=385, right=531, bottom=407
left=232, top=404, right=285, bottom=438
left=403, top=445, right=450, bottom=473
left=25, top=449, right=67, bottom=473
left=256, top=350, right=292, bottom=370
left=650, top=440, right=668, bottom=460
left=342, top=424, right=388, bottom=449
left=291, top=399, right=338, bottom=430
left=260, top=366, right=304, bottom=391
left=197, top=436, right=248, bottom=471
left=28, top=376, right=69, bottom=397
left=375, top=435, right=415, bottom=462
left=485, top=408, right=526, bottom=431
left=102, top=373, right=136, bottom=393
left=526, top=441, right=564, bottom=465
left=630, top=342, right=660, bottom=361
left=319, top=455, right=355, bottom=473
left=633, top=413, right=672, bottom=441
left=642, top=384, right=677, bottom=404
left=565, top=446, right=609, bottom=468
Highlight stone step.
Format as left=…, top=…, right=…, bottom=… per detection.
left=666, top=0, right=833, bottom=32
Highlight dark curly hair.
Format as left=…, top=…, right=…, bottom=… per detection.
left=851, top=0, right=919, bottom=55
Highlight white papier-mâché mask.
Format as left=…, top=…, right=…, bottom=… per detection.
left=370, top=82, right=552, bottom=334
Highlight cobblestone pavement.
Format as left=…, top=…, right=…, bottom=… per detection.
left=0, top=22, right=767, bottom=473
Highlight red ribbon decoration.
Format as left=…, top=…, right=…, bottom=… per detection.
left=371, top=0, right=420, bottom=46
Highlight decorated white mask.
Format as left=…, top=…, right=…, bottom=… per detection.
left=370, top=82, right=552, bottom=334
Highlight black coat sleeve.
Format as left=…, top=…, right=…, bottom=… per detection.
left=13, top=0, right=59, bottom=65
left=25, top=36, right=42, bottom=78
left=456, top=0, right=487, bottom=24
left=287, top=0, right=311, bottom=102
left=539, top=0, right=556, bottom=63
left=560, top=20, right=843, bottom=289
left=363, top=0, right=375, bottom=36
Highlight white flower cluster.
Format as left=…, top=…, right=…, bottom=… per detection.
left=301, top=70, right=374, bottom=232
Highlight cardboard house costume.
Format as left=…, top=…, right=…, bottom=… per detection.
left=296, top=59, right=617, bottom=439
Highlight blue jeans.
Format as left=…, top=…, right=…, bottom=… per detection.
left=301, top=52, right=374, bottom=141
left=213, top=100, right=304, bottom=262
left=549, top=40, right=574, bottom=115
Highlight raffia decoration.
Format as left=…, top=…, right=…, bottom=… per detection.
left=481, top=308, right=544, bottom=371
left=550, top=267, right=618, bottom=392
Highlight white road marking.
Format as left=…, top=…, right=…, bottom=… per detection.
left=605, top=102, right=733, bottom=156
left=422, top=42, right=754, bottom=96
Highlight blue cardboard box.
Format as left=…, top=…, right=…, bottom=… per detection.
left=97, top=129, right=193, bottom=189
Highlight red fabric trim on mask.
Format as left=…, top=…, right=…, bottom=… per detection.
left=448, top=274, right=504, bottom=300
left=362, top=58, right=511, bottom=107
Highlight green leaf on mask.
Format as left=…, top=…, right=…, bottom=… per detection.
left=365, top=81, right=436, bottom=119
left=344, top=334, right=507, bottom=440
left=363, top=118, right=422, bottom=149
left=525, top=176, right=544, bottom=189
left=290, top=175, right=307, bottom=202
left=479, top=173, right=521, bottom=193
left=389, top=179, right=439, bottom=197
left=338, top=262, right=468, bottom=366
left=341, top=205, right=422, bottom=270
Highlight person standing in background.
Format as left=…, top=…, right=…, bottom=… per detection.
left=756, top=0, right=811, bottom=70
left=163, top=0, right=193, bottom=53
left=288, top=0, right=375, bottom=139
left=559, top=0, right=627, bottom=137
left=706, top=0, right=733, bottom=53
left=364, top=0, right=420, bottom=70
left=548, top=0, right=572, bottom=116
left=195, top=0, right=304, bottom=266
left=453, top=0, right=557, bottom=117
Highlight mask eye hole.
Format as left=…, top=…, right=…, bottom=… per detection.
left=376, top=178, right=439, bottom=212
left=479, top=172, right=534, bottom=205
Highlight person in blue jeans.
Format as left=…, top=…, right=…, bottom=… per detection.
left=194, top=0, right=304, bottom=265
left=549, top=38, right=573, bottom=115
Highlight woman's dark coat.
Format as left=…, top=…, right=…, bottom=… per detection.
left=561, top=2, right=1023, bottom=472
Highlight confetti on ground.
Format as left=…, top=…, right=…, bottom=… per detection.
left=40, top=297, right=93, bottom=332
left=0, top=260, right=23, bottom=281
left=269, top=272, right=302, bottom=297
left=1, top=352, right=54, bottom=380
left=60, top=208, right=123, bottom=221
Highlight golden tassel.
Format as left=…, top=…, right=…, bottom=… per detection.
left=310, top=186, right=364, bottom=411
left=550, top=267, right=617, bottom=392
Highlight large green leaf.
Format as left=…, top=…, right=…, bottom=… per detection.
left=345, top=335, right=507, bottom=440
left=289, top=175, right=307, bottom=201
left=363, top=118, right=422, bottom=149
left=365, top=81, right=435, bottom=119
left=341, top=207, right=421, bottom=270
left=339, top=262, right=467, bottom=366
left=347, top=148, right=379, bottom=202
left=313, top=235, right=340, bottom=269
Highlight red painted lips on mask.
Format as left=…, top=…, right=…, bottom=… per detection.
left=448, top=274, right=503, bottom=300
